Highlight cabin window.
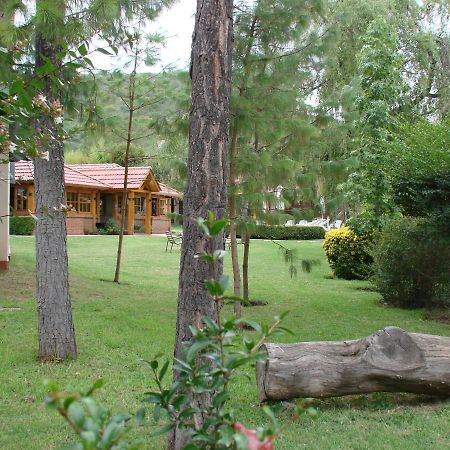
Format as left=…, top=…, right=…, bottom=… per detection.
left=66, top=191, right=78, bottom=211
left=16, top=187, right=28, bottom=210
left=151, top=198, right=157, bottom=216
left=134, top=196, right=145, bottom=215
left=79, top=193, right=91, bottom=212
left=159, top=198, right=167, bottom=215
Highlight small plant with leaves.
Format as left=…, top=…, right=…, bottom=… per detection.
left=141, top=213, right=291, bottom=449
left=45, top=379, right=143, bottom=450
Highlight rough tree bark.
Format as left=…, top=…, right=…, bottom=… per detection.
left=256, top=327, right=450, bottom=401
left=170, top=1, right=233, bottom=448
left=34, top=1, right=77, bottom=360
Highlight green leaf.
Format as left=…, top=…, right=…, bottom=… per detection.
left=205, top=279, right=225, bottom=297
left=209, top=219, right=229, bottom=236
left=212, top=391, right=229, bottom=407
left=179, top=407, right=197, bottom=419
left=96, top=47, right=113, bottom=56
left=151, top=424, right=174, bottom=437
left=234, top=433, right=249, bottom=450
left=159, top=360, right=170, bottom=381
left=153, top=404, right=161, bottom=421
left=186, top=339, right=211, bottom=362
left=239, top=319, right=262, bottom=334
left=262, top=405, right=277, bottom=425
left=136, top=407, right=145, bottom=425
left=195, top=218, right=210, bottom=236
left=100, top=422, right=121, bottom=448
left=67, top=401, right=85, bottom=428
left=80, top=430, right=98, bottom=450
left=218, top=275, right=229, bottom=292
left=78, top=44, right=88, bottom=56
left=83, top=57, right=94, bottom=68
left=202, top=316, right=219, bottom=332
left=86, top=378, right=103, bottom=396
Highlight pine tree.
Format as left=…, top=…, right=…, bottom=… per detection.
left=229, top=0, right=326, bottom=301
left=170, top=1, right=233, bottom=448
left=2, top=0, right=174, bottom=360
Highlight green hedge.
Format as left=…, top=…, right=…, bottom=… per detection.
left=10, top=216, right=36, bottom=235
left=242, top=225, right=325, bottom=240
left=372, top=217, right=449, bottom=309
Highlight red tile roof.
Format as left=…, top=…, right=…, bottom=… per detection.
left=13, top=161, right=181, bottom=198
left=69, top=164, right=157, bottom=190
left=14, top=161, right=110, bottom=189
left=154, top=183, right=183, bottom=199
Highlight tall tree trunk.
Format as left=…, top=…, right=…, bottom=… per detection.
left=170, top=1, right=233, bottom=448
left=34, top=1, right=77, bottom=360
left=242, top=232, right=251, bottom=302
left=228, top=123, right=241, bottom=319
left=227, top=14, right=258, bottom=315
left=114, top=48, right=138, bottom=283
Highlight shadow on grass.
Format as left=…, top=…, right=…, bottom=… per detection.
left=269, top=392, right=449, bottom=415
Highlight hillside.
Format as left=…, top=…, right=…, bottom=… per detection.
left=64, top=70, right=190, bottom=188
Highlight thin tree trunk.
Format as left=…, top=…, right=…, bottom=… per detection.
left=34, top=0, right=76, bottom=360
left=170, top=1, right=233, bottom=448
left=114, top=50, right=138, bottom=283
left=228, top=14, right=258, bottom=316
left=228, top=123, right=241, bottom=320
left=242, top=232, right=251, bottom=302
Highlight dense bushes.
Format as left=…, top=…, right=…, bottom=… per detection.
left=10, top=216, right=36, bottom=235
left=372, top=217, right=449, bottom=309
left=323, top=227, right=373, bottom=280
left=247, top=225, right=325, bottom=240
left=98, top=219, right=120, bottom=235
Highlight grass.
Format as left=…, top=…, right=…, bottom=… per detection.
left=0, top=235, right=449, bottom=449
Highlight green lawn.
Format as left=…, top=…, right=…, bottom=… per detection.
left=1, top=236, right=449, bottom=449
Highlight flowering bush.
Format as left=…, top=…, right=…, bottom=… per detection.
left=323, top=227, right=373, bottom=280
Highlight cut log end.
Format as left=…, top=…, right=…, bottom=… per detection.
left=256, top=327, right=450, bottom=401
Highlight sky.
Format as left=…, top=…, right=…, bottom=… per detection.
left=92, top=0, right=197, bottom=73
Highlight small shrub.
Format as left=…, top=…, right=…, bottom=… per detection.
left=323, top=227, right=373, bottom=280
left=372, top=217, right=450, bottom=308
left=10, top=216, right=36, bottom=235
left=245, top=225, right=325, bottom=240
left=98, top=219, right=120, bottom=235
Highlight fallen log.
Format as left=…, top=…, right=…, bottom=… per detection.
left=256, top=327, right=450, bottom=401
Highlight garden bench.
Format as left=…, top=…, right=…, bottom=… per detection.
left=165, top=231, right=182, bottom=252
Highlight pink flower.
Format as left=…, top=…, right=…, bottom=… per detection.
left=233, top=423, right=274, bottom=450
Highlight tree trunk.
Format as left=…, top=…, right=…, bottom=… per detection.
left=228, top=123, right=241, bottom=318
left=227, top=14, right=258, bottom=314
left=114, top=48, right=138, bottom=283
left=242, top=232, right=251, bottom=302
left=170, top=1, right=233, bottom=448
left=34, top=4, right=77, bottom=360
left=256, top=327, right=450, bottom=401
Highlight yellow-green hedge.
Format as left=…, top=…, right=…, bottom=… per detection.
left=323, top=227, right=373, bottom=280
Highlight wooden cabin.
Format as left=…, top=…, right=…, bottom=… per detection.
left=11, top=161, right=182, bottom=235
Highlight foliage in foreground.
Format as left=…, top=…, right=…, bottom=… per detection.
left=372, top=217, right=450, bottom=309
left=46, top=379, right=141, bottom=450
left=46, top=214, right=305, bottom=449
left=142, top=214, right=291, bottom=448
left=323, top=227, right=373, bottom=280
